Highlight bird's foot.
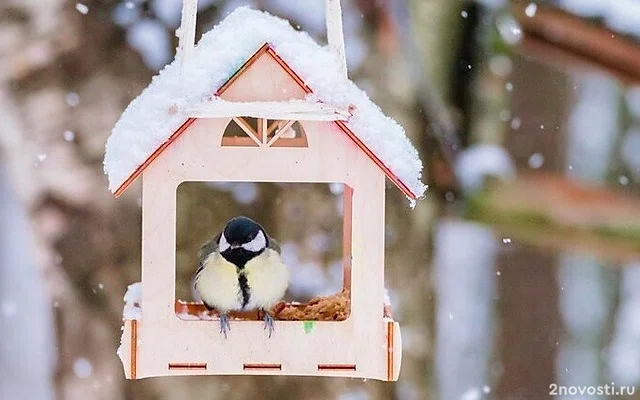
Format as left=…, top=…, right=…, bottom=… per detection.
left=262, top=310, right=275, bottom=338
left=219, top=313, right=231, bottom=339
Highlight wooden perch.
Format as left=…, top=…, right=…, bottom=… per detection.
left=467, top=172, right=640, bottom=262
left=175, top=290, right=352, bottom=321
left=512, top=3, right=640, bottom=85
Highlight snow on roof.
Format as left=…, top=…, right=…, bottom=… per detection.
left=104, top=7, right=426, bottom=200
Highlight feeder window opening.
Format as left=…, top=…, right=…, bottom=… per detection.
left=174, top=181, right=352, bottom=323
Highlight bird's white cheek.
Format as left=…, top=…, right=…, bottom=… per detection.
left=242, top=230, right=266, bottom=252
left=218, top=234, right=230, bottom=252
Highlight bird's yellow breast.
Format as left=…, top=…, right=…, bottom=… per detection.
left=244, top=249, right=290, bottom=310
left=195, top=253, right=242, bottom=312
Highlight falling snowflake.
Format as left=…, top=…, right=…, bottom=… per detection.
left=619, top=175, right=630, bottom=186
left=510, top=117, right=522, bottom=130
left=75, top=3, right=89, bottom=15
left=525, top=3, right=538, bottom=18
left=66, top=92, right=80, bottom=107
left=528, top=153, right=545, bottom=169
left=63, top=130, right=76, bottom=142
left=73, top=358, right=93, bottom=378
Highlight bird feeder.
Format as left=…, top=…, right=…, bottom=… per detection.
left=105, top=0, right=426, bottom=382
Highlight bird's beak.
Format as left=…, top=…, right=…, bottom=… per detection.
left=230, top=243, right=241, bottom=249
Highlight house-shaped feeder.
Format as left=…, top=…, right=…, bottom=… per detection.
left=105, top=1, right=425, bottom=382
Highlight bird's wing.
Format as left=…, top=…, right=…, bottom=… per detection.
left=267, top=236, right=281, bottom=254
left=198, top=232, right=221, bottom=262
left=190, top=267, right=203, bottom=302
left=191, top=232, right=222, bottom=301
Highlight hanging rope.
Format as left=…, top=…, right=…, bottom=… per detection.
left=177, top=0, right=348, bottom=77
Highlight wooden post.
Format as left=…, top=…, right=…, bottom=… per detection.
left=179, top=0, right=198, bottom=71
left=326, top=0, right=347, bottom=78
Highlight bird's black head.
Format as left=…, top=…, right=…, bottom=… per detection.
left=218, top=216, right=268, bottom=267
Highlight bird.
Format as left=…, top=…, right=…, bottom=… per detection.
left=193, top=216, right=289, bottom=338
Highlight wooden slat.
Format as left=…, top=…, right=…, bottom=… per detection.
left=267, top=120, right=281, bottom=136
left=267, top=120, right=296, bottom=146
left=325, top=0, right=347, bottom=78
left=233, top=117, right=263, bottom=147
left=178, top=0, right=198, bottom=70
left=187, top=100, right=350, bottom=121
left=130, top=319, right=138, bottom=380
left=258, top=118, right=266, bottom=144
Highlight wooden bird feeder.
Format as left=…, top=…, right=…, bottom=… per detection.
left=105, top=0, right=426, bottom=382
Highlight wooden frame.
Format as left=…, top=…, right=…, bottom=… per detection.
left=116, top=43, right=402, bottom=381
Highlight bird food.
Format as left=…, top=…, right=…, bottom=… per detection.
left=274, top=290, right=350, bottom=321
left=174, top=290, right=350, bottom=322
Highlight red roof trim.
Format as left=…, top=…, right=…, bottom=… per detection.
left=114, top=118, right=196, bottom=198
left=113, top=43, right=417, bottom=199
left=215, top=43, right=272, bottom=96
left=335, top=120, right=415, bottom=199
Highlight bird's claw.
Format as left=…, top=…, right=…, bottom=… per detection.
left=219, top=313, right=231, bottom=339
left=262, top=310, right=275, bottom=338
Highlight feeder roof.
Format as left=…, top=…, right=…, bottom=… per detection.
left=104, top=7, right=427, bottom=201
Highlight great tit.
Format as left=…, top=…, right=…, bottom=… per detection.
left=193, top=216, right=289, bottom=338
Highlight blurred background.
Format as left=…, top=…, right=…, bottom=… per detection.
left=2, top=0, right=640, bottom=399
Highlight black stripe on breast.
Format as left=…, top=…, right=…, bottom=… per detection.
left=237, top=269, right=250, bottom=309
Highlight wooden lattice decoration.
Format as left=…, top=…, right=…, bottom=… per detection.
left=222, top=117, right=308, bottom=147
